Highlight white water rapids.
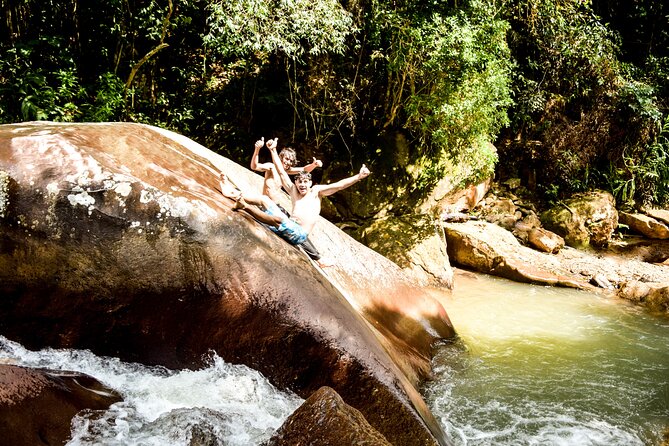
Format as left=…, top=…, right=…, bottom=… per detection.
left=2, top=270, right=668, bottom=445
left=0, top=338, right=303, bottom=445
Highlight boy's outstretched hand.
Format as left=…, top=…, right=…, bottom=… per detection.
left=266, top=137, right=279, bottom=151
left=255, top=137, right=265, bottom=150
left=359, top=164, right=371, bottom=179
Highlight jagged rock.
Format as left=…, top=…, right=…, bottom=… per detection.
left=264, top=386, right=392, bottom=446
left=0, top=364, right=122, bottom=446
left=483, top=197, right=517, bottom=221
left=503, top=177, right=522, bottom=190
left=0, top=122, right=454, bottom=446
left=147, top=408, right=232, bottom=446
left=605, top=238, right=669, bottom=264
left=512, top=213, right=543, bottom=245
left=619, top=212, right=669, bottom=239
left=528, top=227, right=565, bottom=253
left=541, top=190, right=618, bottom=248
left=618, top=281, right=669, bottom=312
left=431, top=174, right=491, bottom=214
left=443, top=220, right=595, bottom=289
left=441, top=212, right=478, bottom=223
left=590, top=273, right=614, bottom=289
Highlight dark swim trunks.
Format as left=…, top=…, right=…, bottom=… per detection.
left=275, top=204, right=321, bottom=260
left=298, top=238, right=321, bottom=261
left=263, top=202, right=308, bottom=245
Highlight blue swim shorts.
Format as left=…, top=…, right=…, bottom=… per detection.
left=263, top=202, right=308, bottom=245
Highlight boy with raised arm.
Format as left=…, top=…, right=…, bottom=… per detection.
left=219, top=173, right=310, bottom=246
left=219, top=138, right=370, bottom=266
left=252, top=137, right=324, bottom=262
left=250, top=137, right=322, bottom=205
left=266, top=138, right=371, bottom=235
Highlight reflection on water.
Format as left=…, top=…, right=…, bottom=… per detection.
left=426, top=271, right=669, bottom=446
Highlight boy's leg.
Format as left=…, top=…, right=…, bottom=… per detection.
left=298, top=237, right=334, bottom=267
left=219, top=173, right=281, bottom=226
left=232, top=197, right=282, bottom=227
left=298, top=238, right=321, bottom=260
left=219, top=174, right=241, bottom=200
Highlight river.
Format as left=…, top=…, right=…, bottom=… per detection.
left=1, top=271, right=667, bottom=445
left=426, top=270, right=669, bottom=446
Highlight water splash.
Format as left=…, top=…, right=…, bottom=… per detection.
left=0, top=337, right=302, bottom=445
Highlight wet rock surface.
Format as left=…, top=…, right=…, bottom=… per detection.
left=264, top=386, right=393, bottom=446
left=0, top=122, right=454, bottom=446
left=0, top=364, right=122, bottom=446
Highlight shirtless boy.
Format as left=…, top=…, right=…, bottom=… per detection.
left=250, top=137, right=322, bottom=204
left=266, top=139, right=370, bottom=235
left=219, top=140, right=370, bottom=264
left=251, top=136, right=323, bottom=260
left=219, top=174, right=309, bottom=245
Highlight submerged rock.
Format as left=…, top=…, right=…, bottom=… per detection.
left=264, top=386, right=392, bottom=446
left=0, top=364, right=122, bottom=446
left=0, top=122, right=455, bottom=446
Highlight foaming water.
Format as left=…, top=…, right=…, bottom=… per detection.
left=0, top=337, right=303, bottom=445
left=426, top=271, right=669, bottom=446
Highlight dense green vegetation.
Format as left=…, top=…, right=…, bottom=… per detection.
left=1, top=0, right=667, bottom=216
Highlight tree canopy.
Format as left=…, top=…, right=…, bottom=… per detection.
left=1, top=0, right=667, bottom=215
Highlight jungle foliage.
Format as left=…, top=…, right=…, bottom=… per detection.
left=498, top=0, right=668, bottom=207
left=1, top=0, right=667, bottom=213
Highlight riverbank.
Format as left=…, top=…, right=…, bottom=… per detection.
left=441, top=181, right=669, bottom=314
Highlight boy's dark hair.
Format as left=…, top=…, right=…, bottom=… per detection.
left=295, top=171, right=312, bottom=181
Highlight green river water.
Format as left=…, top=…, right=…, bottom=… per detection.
left=426, top=271, right=669, bottom=446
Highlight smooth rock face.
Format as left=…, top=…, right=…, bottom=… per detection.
left=264, top=386, right=392, bottom=446
left=0, top=364, right=122, bottom=446
left=0, top=122, right=455, bottom=446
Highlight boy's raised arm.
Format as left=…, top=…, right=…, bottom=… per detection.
left=302, top=157, right=323, bottom=173
left=250, top=137, right=272, bottom=172
left=267, top=138, right=294, bottom=192
left=285, top=157, right=323, bottom=175
left=317, top=164, right=371, bottom=197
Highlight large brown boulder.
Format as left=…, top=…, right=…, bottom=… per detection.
left=541, top=190, right=618, bottom=247
left=0, top=364, right=122, bottom=446
left=0, top=122, right=455, bottom=446
left=360, top=214, right=454, bottom=289
left=443, top=220, right=596, bottom=290
left=618, top=212, right=669, bottom=239
left=528, top=227, right=565, bottom=253
left=618, top=281, right=669, bottom=313
left=264, top=386, right=392, bottom=446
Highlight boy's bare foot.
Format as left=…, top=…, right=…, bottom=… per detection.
left=316, top=257, right=334, bottom=268
left=219, top=173, right=242, bottom=201
left=233, top=196, right=247, bottom=210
